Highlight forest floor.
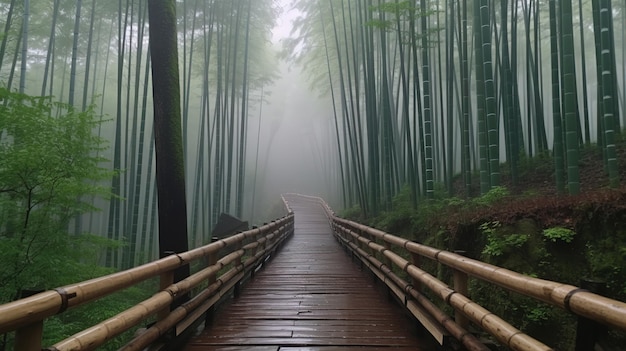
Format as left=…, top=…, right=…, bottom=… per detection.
left=444, top=139, right=626, bottom=235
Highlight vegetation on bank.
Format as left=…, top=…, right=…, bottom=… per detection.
left=341, top=146, right=626, bottom=349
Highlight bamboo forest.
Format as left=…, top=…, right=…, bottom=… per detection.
left=1, top=0, right=626, bottom=349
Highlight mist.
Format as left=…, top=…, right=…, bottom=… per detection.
left=245, top=60, right=340, bottom=223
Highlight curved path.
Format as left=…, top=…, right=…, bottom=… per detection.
left=184, top=195, right=432, bottom=350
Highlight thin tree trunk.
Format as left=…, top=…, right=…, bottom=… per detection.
left=474, top=0, right=490, bottom=193
left=236, top=0, right=252, bottom=218
left=560, top=0, right=581, bottom=195
left=578, top=0, right=591, bottom=143
left=19, top=0, right=29, bottom=94
left=0, top=0, right=16, bottom=74
left=598, top=0, right=619, bottom=188
left=549, top=0, right=565, bottom=194
left=422, top=0, right=435, bottom=199
left=69, top=0, right=83, bottom=106
left=479, top=0, right=499, bottom=188
left=41, top=0, right=60, bottom=97
left=460, top=0, right=472, bottom=196
left=82, top=0, right=98, bottom=110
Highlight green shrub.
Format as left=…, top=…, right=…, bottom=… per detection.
left=542, top=227, right=576, bottom=243
left=473, top=186, right=510, bottom=206
left=481, top=221, right=529, bottom=257
left=340, top=204, right=363, bottom=221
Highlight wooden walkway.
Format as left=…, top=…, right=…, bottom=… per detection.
left=184, top=196, right=432, bottom=350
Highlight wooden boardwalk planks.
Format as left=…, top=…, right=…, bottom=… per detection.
left=184, top=196, right=432, bottom=350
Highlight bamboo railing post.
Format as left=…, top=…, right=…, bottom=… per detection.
left=267, top=223, right=278, bottom=263
left=452, top=273, right=469, bottom=329
left=234, top=238, right=243, bottom=298
left=383, top=242, right=392, bottom=268
left=260, top=224, right=269, bottom=267
left=205, top=251, right=218, bottom=326
left=251, top=226, right=259, bottom=277
left=411, top=252, right=422, bottom=291
left=452, top=251, right=469, bottom=329
left=14, top=320, right=43, bottom=351
left=575, top=279, right=608, bottom=351
left=346, top=227, right=356, bottom=263
left=158, top=270, right=174, bottom=321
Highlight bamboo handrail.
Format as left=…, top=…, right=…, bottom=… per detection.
left=8, top=193, right=624, bottom=350
left=339, top=236, right=491, bottom=351
left=0, top=205, right=294, bottom=351
left=336, top=224, right=551, bottom=351
left=317, top=196, right=626, bottom=350
left=333, top=216, right=626, bottom=331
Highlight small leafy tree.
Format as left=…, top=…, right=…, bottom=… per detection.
left=0, top=88, right=114, bottom=303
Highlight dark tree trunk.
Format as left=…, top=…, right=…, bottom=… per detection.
left=148, top=0, right=190, bottom=285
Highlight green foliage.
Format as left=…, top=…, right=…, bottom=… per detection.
left=480, top=221, right=529, bottom=257
left=371, top=1, right=415, bottom=14
left=0, top=88, right=114, bottom=303
left=470, top=278, right=577, bottom=349
left=586, top=238, right=626, bottom=299
left=339, top=204, right=363, bottom=221
left=542, top=227, right=576, bottom=243
left=365, top=19, right=393, bottom=29
left=523, top=303, right=551, bottom=324
left=518, top=151, right=553, bottom=174
left=473, top=186, right=510, bottom=206
left=371, top=186, right=415, bottom=233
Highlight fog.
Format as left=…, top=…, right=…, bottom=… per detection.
left=246, top=61, right=340, bottom=222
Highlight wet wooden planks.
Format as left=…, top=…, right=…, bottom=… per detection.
left=184, top=195, right=430, bottom=350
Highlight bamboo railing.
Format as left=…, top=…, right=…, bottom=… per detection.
left=296, top=194, right=626, bottom=351
left=0, top=197, right=294, bottom=351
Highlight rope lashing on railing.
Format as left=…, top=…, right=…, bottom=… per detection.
left=52, top=288, right=77, bottom=314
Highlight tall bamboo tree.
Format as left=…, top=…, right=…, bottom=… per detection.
left=597, top=0, right=619, bottom=188
left=549, top=0, right=565, bottom=194
left=559, top=0, right=581, bottom=195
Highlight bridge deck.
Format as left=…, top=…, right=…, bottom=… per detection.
left=184, top=196, right=431, bottom=350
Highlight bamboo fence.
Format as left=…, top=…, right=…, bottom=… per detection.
left=298, top=193, right=626, bottom=351
left=0, top=196, right=294, bottom=351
